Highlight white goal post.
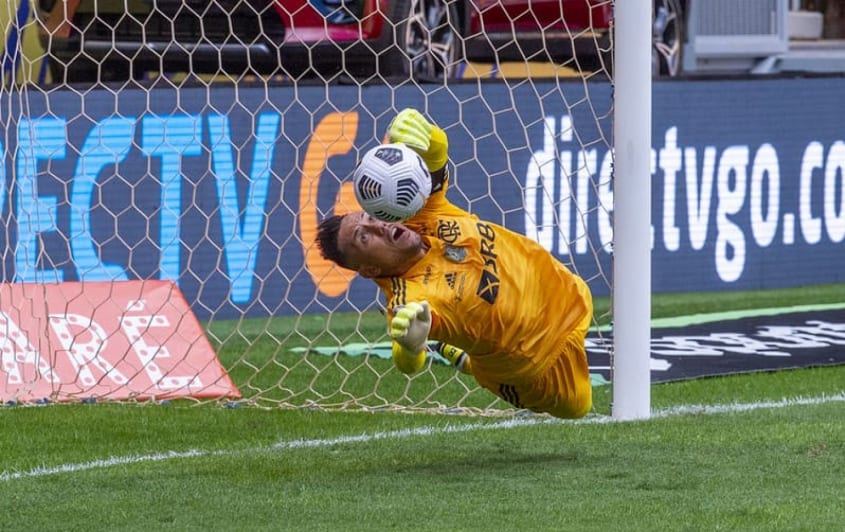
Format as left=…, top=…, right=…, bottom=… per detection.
left=0, top=0, right=651, bottom=417
left=612, top=0, right=653, bottom=420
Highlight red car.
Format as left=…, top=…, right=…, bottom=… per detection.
left=272, top=0, right=615, bottom=80
left=37, top=0, right=684, bottom=83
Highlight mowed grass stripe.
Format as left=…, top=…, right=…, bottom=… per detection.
left=3, top=391, right=842, bottom=482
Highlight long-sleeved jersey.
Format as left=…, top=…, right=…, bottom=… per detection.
left=374, top=178, right=592, bottom=384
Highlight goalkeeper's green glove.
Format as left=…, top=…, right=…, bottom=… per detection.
left=389, top=301, right=432, bottom=374
left=388, top=108, right=432, bottom=152
left=388, top=108, right=449, bottom=173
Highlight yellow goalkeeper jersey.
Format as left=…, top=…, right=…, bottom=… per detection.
left=374, top=180, right=592, bottom=383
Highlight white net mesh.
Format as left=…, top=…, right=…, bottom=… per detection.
left=1, top=0, right=617, bottom=413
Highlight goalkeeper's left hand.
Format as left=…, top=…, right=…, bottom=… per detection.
left=389, top=301, right=432, bottom=355
left=388, top=108, right=449, bottom=177
left=388, top=108, right=433, bottom=153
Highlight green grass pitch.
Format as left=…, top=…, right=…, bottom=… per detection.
left=1, top=284, right=844, bottom=531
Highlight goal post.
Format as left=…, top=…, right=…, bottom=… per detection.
left=0, top=0, right=652, bottom=417
left=612, top=0, right=653, bottom=420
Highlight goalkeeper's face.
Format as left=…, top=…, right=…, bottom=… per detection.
left=337, top=211, right=426, bottom=278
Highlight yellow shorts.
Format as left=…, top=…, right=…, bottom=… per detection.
left=473, top=288, right=593, bottom=419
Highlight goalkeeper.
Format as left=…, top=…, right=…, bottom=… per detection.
left=315, top=109, right=593, bottom=419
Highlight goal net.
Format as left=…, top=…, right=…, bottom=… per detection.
left=1, top=0, right=627, bottom=415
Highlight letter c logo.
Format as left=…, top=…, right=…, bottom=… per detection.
left=300, top=112, right=361, bottom=297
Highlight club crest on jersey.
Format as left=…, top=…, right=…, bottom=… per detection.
left=444, top=245, right=467, bottom=263
left=374, top=146, right=404, bottom=166
left=437, top=219, right=461, bottom=243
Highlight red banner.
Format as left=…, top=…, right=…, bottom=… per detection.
left=0, top=281, right=240, bottom=403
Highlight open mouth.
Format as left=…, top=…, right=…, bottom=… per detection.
left=391, top=226, right=406, bottom=242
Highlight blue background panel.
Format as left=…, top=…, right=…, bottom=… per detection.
left=1, top=77, right=842, bottom=318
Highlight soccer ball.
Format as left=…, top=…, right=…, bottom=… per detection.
left=353, top=143, right=432, bottom=222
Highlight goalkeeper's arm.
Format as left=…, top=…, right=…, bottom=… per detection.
left=389, top=301, right=432, bottom=374
left=388, top=109, right=449, bottom=191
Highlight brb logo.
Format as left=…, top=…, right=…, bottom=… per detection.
left=475, top=222, right=499, bottom=304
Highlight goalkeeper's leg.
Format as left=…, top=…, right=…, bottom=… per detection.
left=434, top=342, right=472, bottom=374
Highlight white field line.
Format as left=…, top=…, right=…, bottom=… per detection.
left=2, top=392, right=843, bottom=482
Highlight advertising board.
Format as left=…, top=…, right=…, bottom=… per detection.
left=1, top=77, right=842, bottom=318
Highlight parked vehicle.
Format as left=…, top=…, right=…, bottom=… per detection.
left=36, top=0, right=685, bottom=84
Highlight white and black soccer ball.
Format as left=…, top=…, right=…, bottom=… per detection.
left=353, top=143, right=432, bottom=222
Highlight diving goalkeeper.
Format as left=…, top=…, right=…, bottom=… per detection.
left=315, top=109, right=593, bottom=419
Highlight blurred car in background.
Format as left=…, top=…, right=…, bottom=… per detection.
left=36, top=0, right=685, bottom=84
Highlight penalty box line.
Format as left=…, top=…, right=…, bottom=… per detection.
left=2, top=392, right=843, bottom=482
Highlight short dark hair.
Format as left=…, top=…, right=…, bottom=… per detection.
left=315, top=214, right=351, bottom=269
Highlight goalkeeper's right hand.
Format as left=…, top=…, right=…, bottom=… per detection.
left=388, top=108, right=433, bottom=153
left=389, top=301, right=432, bottom=375
left=389, top=301, right=432, bottom=355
